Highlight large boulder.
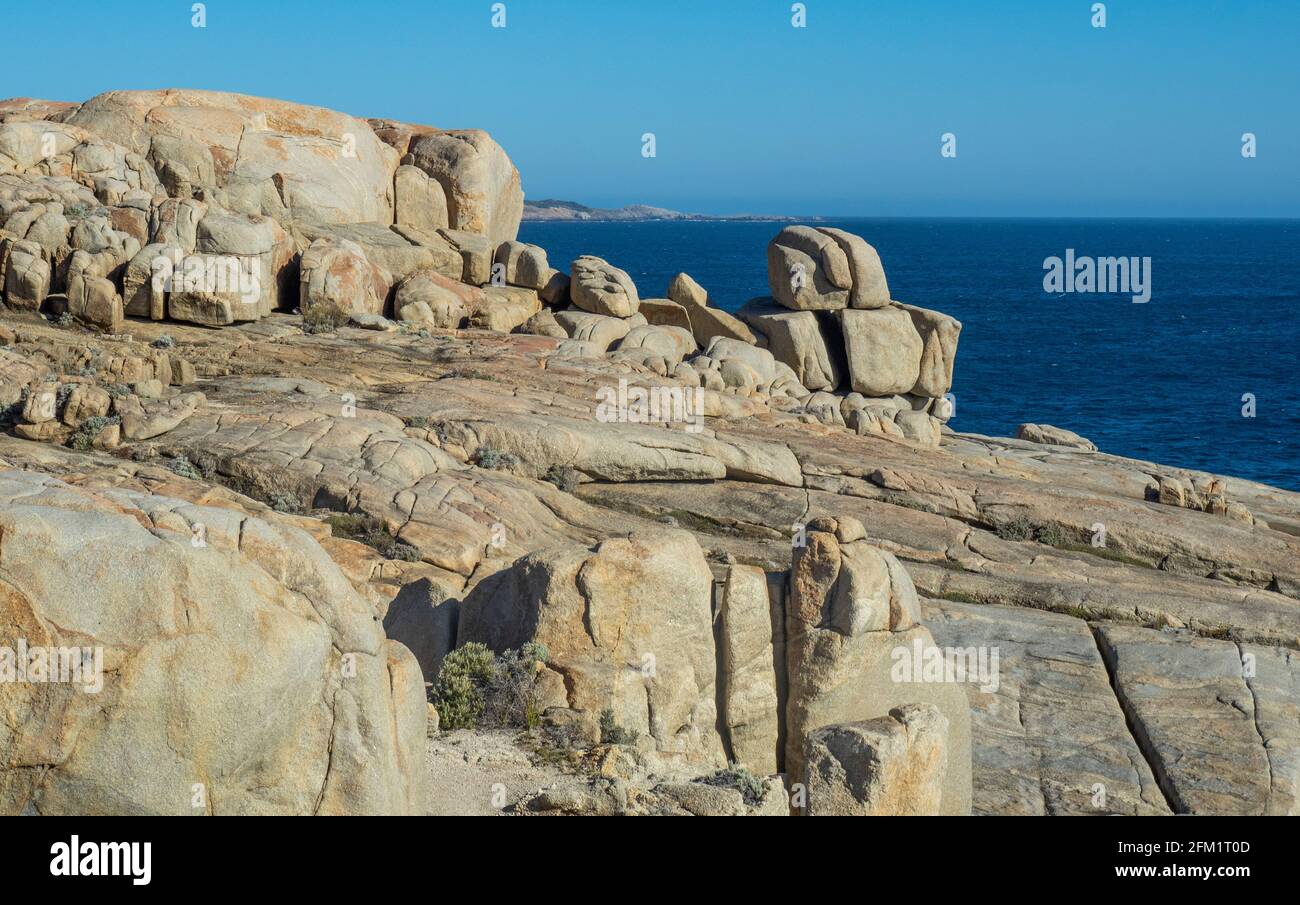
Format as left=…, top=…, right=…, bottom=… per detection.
left=438, top=228, right=493, bottom=285
left=766, top=225, right=851, bottom=310
left=0, top=472, right=426, bottom=815
left=785, top=523, right=972, bottom=814
left=65, top=250, right=124, bottom=332
left=494, top=240, right=553, bottom=291
left=837, top=305, right=924, bottom=397
left=667, top=272, right=708, bottom=307
left=817, top=227, right=890, bottom=309
left=767, top=225, right=890, bottom=311
left=393, top=163, right=449, bottom=234
left=300, top=221, right=460, bottom=289
left=467, top=285, right=541, bottom=333
left=195, top=206, right=292, bottom=317
left=166, top=253, right=261, bottom=325
left=458, top=530, right=727, bottom=766
left=404, top=129, right=523, bottom=245
left=65, top=89, right=399, bottom=230
left=570, top=255, right=640, bottom=318
left=718, top=564, right=781, bottom=776
left=298, top=237, right=383, bottom=316
left=638, top=298, right=693, bottom=332
left=122, top=242, right=178, bottom=319
left=1, top=237, right=50, bottom=309
left=804, top=704, right=949, bottom=815
left=615, top=324, right=697, bottom=366
left=394, top=269, right=466, bottom=328
left=1016, top=422, right=1098, bottom=452
left=738, top=297, right=842, bottom=391
left=901, top=303, right=961, bottom=397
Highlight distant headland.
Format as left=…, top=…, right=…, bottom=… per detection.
left=523, top=198, right=812, bottom=223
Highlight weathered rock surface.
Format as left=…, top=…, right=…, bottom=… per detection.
left=570, top=255, right=640, bottom=317
left=1096, top=625, right=1299, bottom=815
left=738, top=298, right=841, bottom=391
left=838, top=306, right=923, bottom=396
left=0, top=95, right=1295, bottom=818
left=718, top=564, right=781, bottom=775
left=784, top=525, right=972, bottom=814
left=0, top=471, right=426, bottom=815
left=926, top=601, right=1171, bottom=815
left=403, top=130, right=522, bottom=246
left=1017, top=422, right=1098, bottom=451
left=804, top=704, right=949, bottom=815
left=458, top=530, right=726, bottom=766
left=767, top=226, right=851, bottom=310
left=66, top=89, right=398, bottom=229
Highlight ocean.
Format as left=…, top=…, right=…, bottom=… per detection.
left=520, top=218, right=1300, bottom=492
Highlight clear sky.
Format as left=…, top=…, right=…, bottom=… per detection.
left=5, top=0, right=1297, bottom=216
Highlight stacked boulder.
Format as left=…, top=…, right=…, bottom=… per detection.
left=739, top=226, right=961, bottom=446
left=5, top=344, right=201, bottom=448
left=3, top=93, right=958, bottom=451
left=0, top=90, right=526, bottom=331
left=786, top=515, right=971, bottom=814
left=1146, top=474, right=1256, bottom=524
left=510, top=225, right=960, bottom=447
left=438, top=515, right=973, bottom=814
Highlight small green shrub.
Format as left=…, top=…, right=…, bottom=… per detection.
left=326, top=512, right=424, bottom=562
left=699, top=764, right=766, bottom=806
left=429, top=642, right=550, bottom=731
left=996, top=516, right=1036, bottom=541
left=432, top=643, right=498, bottom=730
left=66, top=414, right=120, bottom=451
left=996, top=516, right=1069, bottom=547
left=1035, top=523, right=1067, bottom=547
left=482, top=642, right=550, bottom=729
left=544, top=465, right=580, bottom=493
left=151, top=334, right=176, bottom=349
left=381, top=541, right=422, bottom=562
left=473, top=446, right=520, bottom=471
left=164, top=456, right=201, bottom=480
left=302, top=304, right=349, bottom=334
left=598, top=709, right=639, bottom=746
left=267, top=491, right=303, bottom=514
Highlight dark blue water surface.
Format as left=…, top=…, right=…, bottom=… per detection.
left=520, top=219, right=1300, bottom=491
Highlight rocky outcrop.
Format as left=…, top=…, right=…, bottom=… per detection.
left=403, top=130, right=522, bottom=246
left=65, top=89, right=398, bottom=229
left=804, top=704, right=949, bottom=815
left=0, top=90, right=521, bottom=330
left=0, top=472, right=426, bottom=815
left=570, top=255, right=640, bottom=317
left=1016, top=422, right=1097, bottom=451
left=2, top=85, right=1293, bottom=821
left=717, top=564, right=781, bottom=775
left=457, top=530, right=727, bottom=766
left=1096, top=625, right=1299, bottom=815
left=784, top=517, right=972, bottom=814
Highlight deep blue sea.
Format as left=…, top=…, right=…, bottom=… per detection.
left=521, top=218, right=1300, bottom=491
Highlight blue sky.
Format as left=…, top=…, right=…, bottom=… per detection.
left=5, top=0, right=1297, bottom=216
